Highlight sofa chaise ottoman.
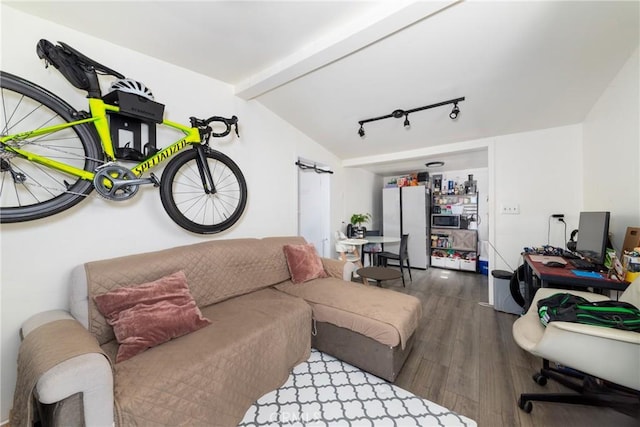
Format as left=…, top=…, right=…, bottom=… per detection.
left=276, top=275, right=421, bottom=382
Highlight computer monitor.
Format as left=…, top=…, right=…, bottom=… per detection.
left=576, top=211, right=610, bottom=265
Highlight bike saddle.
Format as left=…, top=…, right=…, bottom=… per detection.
left=57, top=41, right=125, bottom=79
left=37, top=39, right=125, bottom=79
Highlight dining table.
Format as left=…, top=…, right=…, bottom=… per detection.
left=360, top=235, right=401, bottom=265
left=363, top=236, right=401, bottom=245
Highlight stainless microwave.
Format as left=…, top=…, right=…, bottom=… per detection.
left=431, top=214, right=461, bottom=229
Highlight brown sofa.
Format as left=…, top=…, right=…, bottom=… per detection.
left=13, top=236, right=421, bottom=426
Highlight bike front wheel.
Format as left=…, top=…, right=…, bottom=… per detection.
left=159, top=147, right=247, bottom=234
left=0, top=71, right=102, bottom=223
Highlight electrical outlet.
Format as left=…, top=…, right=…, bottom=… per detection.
left=500, top=203, right=520, bottom=214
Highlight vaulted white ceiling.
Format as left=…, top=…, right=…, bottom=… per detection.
left=7, top=1, right=639, bottom=175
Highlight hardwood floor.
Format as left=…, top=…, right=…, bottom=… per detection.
left=378, top=267, right=638, bottom=427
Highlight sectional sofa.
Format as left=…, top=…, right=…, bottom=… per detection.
left=12, top=236, right=422, bottom=426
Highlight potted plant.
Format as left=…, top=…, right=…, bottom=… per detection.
left=350, top=213, right=372, bottom=238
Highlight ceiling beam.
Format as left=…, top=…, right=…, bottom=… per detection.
left=341, top=138, right=489, bottom=169
left=234, top=0, right=461, bottom=100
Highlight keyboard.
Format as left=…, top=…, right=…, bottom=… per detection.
left=561, top=251, right=580, bottom=260
left=569, top=258, right=597, bottom=271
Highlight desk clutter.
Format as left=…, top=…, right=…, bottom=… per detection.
left=523, top=238, right=640, bottom=283
left=622, top=250, right=640, bottom=283
left=572, top=270, right=605, bottom=279
left=523, top=245, right=569, bottom=257
left=621, top=226, right=640, bottom=282
left=524, top=245, right=626, bottom=279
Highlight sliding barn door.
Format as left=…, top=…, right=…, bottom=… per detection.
left=298, top=163, right=331, bottom=257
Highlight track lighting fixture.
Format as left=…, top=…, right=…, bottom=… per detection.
left=449, top=102, right=460, bottom=120
left=357, top=96, right=465, bottom=137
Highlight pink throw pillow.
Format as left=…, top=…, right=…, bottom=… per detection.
left=93, top=271, right=210, bottom=363
left=283, top=243, right=327, bottom=284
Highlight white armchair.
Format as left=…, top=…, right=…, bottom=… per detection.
left=512, top=277, right=640, bottom=415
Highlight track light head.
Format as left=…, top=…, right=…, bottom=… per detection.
left=392, top=109, right=405, bottom=119
left=358, top=124, right=365, bottom=138
left=403, top=114, right=410, bottom=129
left=449, top=103, right=460, bottom=120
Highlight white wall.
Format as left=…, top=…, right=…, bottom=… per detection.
left=583, top=48, right=640, bottom=250
left=0, top=6, right=348, bottom=421
left=490, top=125, right=583, bottom=273
left=342, top=168, right=383, bottom=233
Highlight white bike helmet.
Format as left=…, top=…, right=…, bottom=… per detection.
left=109, top=78, right=154, bottom=100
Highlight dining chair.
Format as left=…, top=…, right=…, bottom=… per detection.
left=335, top=239, right=367, bottom=285
left=335, top=241, right=360, bottom=265
left=376, top=234, right=412, bottom=287
left=362, top=230, right=382, bottom=266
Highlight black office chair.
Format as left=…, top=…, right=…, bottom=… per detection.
left=362, top=230, right=382, bottom=266
left=376, top=234, right=412, bottom=287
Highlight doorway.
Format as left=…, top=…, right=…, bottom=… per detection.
left=297, top=159, right=331, bottom=257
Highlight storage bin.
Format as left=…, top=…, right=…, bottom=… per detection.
left=445, top=257, right=460, bottom=269
left=431, top=256, right=445, bottom=267
left=460, top=259, right=477, bottom=272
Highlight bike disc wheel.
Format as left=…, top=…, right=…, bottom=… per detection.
left=160, top=147, right=247, bottom=234
left=0, top=71, right=102, bottom=223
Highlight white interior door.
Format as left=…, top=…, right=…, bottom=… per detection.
left=298, top=163, right=331, bottom=257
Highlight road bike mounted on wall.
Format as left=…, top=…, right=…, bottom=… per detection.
left=0, top=40, right=247, bottom=234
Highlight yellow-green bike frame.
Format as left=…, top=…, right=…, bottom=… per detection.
left=1, top=97, right=202, bottom=180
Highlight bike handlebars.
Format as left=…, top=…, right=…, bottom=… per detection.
left=190, top=115, right=239, bottom=139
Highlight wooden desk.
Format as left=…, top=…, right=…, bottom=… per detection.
left=523, top=254, right=629, bottom=309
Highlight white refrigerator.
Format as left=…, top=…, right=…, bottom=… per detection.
left=382, top=185, right=429, bottom=269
